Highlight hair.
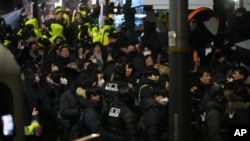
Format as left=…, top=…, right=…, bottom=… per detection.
left=21, top=26, right=36, bottom=40
left=54, top=36, right=64, bottom=44
left=153, top=89, right=167, bottom=97
left=51, top=71, right=64, bottom=84
left=198, top=67, right=212, bottom=78
left=64, top=62, right=81, bottom=81
left=74, top=11, right=83, bottom=18
left=75, top=72, right=98, bottom=89
left=22, top=65, right=38, bottom=81
left=233, top=66, right=249, bottom=81
left=59, top=45, right=69, bottom=52
left=40, top=70, right=51, bottom=83
left=85, top=51, right=94, bottom=60
left=27, top=41, right=38, bottom=49
left=126, top=61, right=134, bottom=69
left=92, top=42, right=102, bottom=49
left=86, top=87, right=102, bottom=99
left=235, top=7, right=246, bottom=14
left=87, top=63, right=100, bottom=72
left=159, top=52, right=169, bottom=65
left=112, top=63, right=126, bottom=81
left=143, top=67, right=160, bottom=77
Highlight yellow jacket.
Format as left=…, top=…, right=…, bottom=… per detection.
left=63, top=13, right=70, bottom=28
left=25, top=18, right=42, bottom=38
left=49, top=23, right=65, bottom=43
left=98, top=25, right=115, bottom=46
left=90, top=26, right=99, bottom=43
left=24, top=120, right=40, bottom=136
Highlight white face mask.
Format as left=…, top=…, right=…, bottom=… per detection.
left=51, top=65, right=59, bottom=72
left=159, top=97, right=169, bottom=105
left=47, top=78, right=54, bottom=84
left=143, top=51, right=151, bottom=56
left=34, top=76, right=40, bottom=82
left=60, top=78, right=68, bottom=85
left=97, top=79, right=105, bottom=87
left=92, top=58, right=97, bottom=63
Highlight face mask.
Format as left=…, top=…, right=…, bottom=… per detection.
left=51, top=65, right=59, bottom=72
left=34, top=76, right=40, bottom=82
left=159, top=97, right=169, bottom=105
left=47, top=78, right=54, bottom=84
left=97, top=79, right=105, bottom=87
left=60, top=78, right=68, bottom=85
left=92, top=58, right=97, bottom=63
left=143, top=51, right=151, bottom=56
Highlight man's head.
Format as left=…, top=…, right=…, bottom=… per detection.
left=75, top=72, right=98, bottom=98
left=143, top=67, right=160, bottom=81
left=86, top=87, right=102, bottom=102
left=55, top=7, right=64, bottom=20
left=235, top=7, right=246, bottom=17
left=232, top=66, right=249, bottom=81
left=198, top=67, right=212, bottom=85
left=59, top=45, right=70, bottom=58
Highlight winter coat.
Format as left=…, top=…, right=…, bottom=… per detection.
left=140, top=97, right=168, bottom=141
left=126, top=51, right=146, bottom=72
left=77, top=97, right=103, bottom=136
left=105, top=98, right=138, bottom=141
left=59, top=86, right=79, bottom=141
left=24, top=81, right=39, bottom=116
left=205, top=101, right=228, bottom=141
left=59, top=87, right=79, bottom=122
left=136, top=77, right=158, bottom=106
left=37, top=82, right=58, bottom=122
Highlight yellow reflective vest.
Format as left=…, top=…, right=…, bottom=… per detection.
left=98, top=25, right=115, bottom=46
left=24, top=120, right=40, bottom=136
left=49, top=23, right=65, bottom=43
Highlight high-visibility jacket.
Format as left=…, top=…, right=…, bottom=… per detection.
left=25, top=18, right=42, bottom=38
left=24, top=120, right=40, bottom=136
left=98, top=25, right=115, bottom=46
left=49, top=23, right=65, bottom=43
left=63, top=13, right=70, bottom=28
left=90, top=26, right=99, bottom=43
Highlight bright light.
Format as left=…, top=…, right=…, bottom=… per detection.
left=91, top=134, right=100, bottom=137
left=54, top=0, right=62, bottom=8
left=92, top=0, right=97, bottom=5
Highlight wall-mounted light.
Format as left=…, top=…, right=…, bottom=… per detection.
left=92, top=0, right=97, bottom=5
left=54, top=0, right=62, bottom=8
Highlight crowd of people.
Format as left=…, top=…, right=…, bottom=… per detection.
left=0, top=3, right=250, bottom=141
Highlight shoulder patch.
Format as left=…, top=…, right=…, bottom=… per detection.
left=109, top=107, right=121, bottom=117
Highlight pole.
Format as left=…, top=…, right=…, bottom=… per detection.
left=169, top=0, right=191, bottom=141
left=123, top=0, right=138, bottom=44
left=32, top=0, right=40, bottom=26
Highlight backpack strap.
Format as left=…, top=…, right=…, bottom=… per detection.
left=138, top=84, right=149, bottom=103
